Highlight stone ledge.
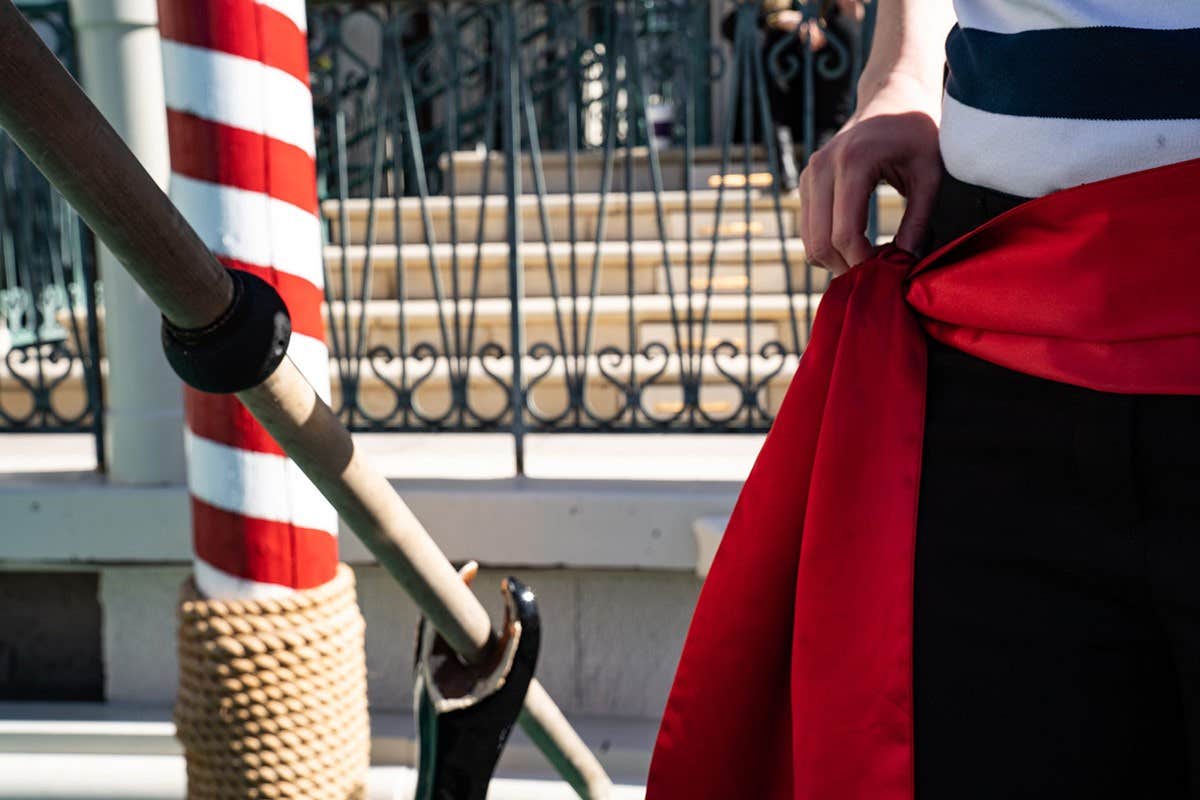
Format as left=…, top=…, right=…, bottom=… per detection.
left=0, top=474, right=739, bottom=570
left=0, top=434, right=751, bottom=570
left=98, top=564, right=697, bottom=728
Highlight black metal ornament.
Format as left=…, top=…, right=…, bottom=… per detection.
left=413, top=574, right=541, bottom=800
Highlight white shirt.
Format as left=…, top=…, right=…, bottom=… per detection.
left=939, top=1, right=1200, bottom=197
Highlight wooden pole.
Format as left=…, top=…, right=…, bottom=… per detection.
left=0, top=3, right=612, bottom=796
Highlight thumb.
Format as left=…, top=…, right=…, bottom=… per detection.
left=893, top=172, right=941, bottom=255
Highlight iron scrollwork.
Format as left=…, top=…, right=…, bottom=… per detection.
left=310, top=0, right=874, bottom=464
left=0, top=2, right=104, bottom=456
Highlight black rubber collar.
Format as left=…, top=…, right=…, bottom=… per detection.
left=161, top=268, right=292, bottom=394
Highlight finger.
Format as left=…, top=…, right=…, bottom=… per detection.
left=802, top=154, right=850, bottom=275
left=797, top=163, right=812, bottom=245
left=830, top=164, right=876, bottom=268
left=458, top=560, right=479, bottom=586
left=893, top=167, right=942, bottom=255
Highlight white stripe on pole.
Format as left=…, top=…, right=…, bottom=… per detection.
left=194, top=557, right=297, bottom=600
left=184, top=430, right=341, bottom=532
left=161, top=40, right=316, bottom=155
left=169, top=174, right=325, bottom=287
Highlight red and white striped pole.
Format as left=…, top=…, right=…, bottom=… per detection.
left=157, top=0, right=337, bottom=599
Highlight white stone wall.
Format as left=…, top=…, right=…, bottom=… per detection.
left=101, top=564, right=700, bottom=722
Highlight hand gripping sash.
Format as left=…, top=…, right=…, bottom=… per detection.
left=647, top=157, right=1200, bottom=799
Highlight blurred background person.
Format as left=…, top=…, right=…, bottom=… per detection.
left=723, top=0, right=867, bottom=190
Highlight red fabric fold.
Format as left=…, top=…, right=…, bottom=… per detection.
left=648, top=157, right=1200, bottom=799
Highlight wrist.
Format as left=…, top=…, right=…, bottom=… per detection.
left=854, top=69, right=945, bottom=125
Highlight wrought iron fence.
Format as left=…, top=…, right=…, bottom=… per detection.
left=310, top=0, right=875, bottom=469
left=0, top=1, right=103, bottom=460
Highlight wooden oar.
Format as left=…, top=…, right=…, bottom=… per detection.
left=0, top=3, right=613, bottom=796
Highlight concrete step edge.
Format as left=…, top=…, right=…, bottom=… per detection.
left=0, top=703, right=654, bottom=787
left=324, top=237, right=813, bottom=265
left=326, top=292, right=822, bottom=322
left=321, top=185, right=905, bottom=217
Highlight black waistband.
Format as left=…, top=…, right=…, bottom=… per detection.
left=924, top=172, right=1031, bottom=253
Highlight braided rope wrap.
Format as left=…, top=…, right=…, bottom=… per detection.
left=175, top=564, right=370, bottom=800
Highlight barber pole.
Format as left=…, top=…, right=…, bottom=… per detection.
left=157, top=0, right=336, bottom=599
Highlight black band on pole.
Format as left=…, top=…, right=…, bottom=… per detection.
left=161, top=269, right=291, bottom=394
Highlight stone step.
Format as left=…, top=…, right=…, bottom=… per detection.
left=64, top=290, right=819, bottom=359
left=437, top=144, right=778, bottom=195
left=324, top=237, right=827, bottom=300
left=326, top=292, right=818, bottom=356
left=322, top=185, right=904, bottom=247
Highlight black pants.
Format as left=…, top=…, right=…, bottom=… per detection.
left=914, top=175, right=1200, bottom=798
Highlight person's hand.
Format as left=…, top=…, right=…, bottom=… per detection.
left=798, top=77, right=943, bottom=275
left=769, top=10, right=827, bottom=51
left=769, top=9, right=804, bottom=32
left=797, top=19, right=827, bottom=51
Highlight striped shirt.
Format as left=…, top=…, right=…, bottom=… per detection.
left=939, top=1, right=1200, bottom=197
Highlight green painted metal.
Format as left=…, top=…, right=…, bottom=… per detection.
left=0, top=1, right=103, bottom=465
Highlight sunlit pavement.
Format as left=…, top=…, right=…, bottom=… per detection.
left=0, top=706, right=652, bottom=799
left=0, top=754, right=648, bottom=799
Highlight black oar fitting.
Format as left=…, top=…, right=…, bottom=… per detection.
left=161, top=268, right=291, bottom=394
left=413, top=576, right=541, bottom=800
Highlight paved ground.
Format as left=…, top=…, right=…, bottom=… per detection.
left=0, top=703, right=653, bottom=798
left=0, top=754, right=647, bottom=799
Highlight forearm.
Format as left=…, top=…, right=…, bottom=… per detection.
left=855, top=0, right=956, bottom=120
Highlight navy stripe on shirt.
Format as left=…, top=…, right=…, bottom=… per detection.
left=945, top=25, right=1200, bottom=121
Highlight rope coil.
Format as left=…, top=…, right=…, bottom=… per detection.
left=175, top=564, right=370, bottom=799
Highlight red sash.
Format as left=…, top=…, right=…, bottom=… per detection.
left=647, top=158, right=1200, bottom=799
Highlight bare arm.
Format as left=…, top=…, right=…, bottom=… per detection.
left=798, top=0, right=957, bottom=274
left=858, top=0, right=956, bottom=117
